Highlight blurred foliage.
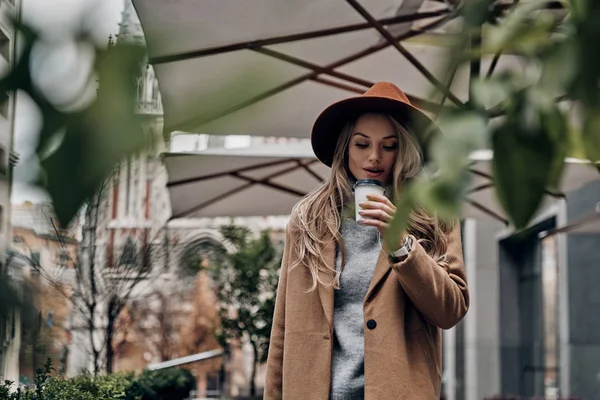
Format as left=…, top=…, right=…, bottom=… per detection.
left=0, top=359, right=195, bottom=400
left=179, top=240, right=223, bottom=278
left=0, top=1, right=595, bottom=245
left=0, top=21, right=147, bottom=228
left=133, top=369, right=196, bottom=400
left=207, top=225, right=281, bottom=397
left=387, top=0, right=600, bottom=242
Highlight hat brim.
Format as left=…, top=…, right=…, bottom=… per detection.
left=311, top=96, right=440, bottom=167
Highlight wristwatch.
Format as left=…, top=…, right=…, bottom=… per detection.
left=389, top=236, right=413, bottom=263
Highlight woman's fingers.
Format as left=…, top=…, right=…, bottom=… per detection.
left=366, top=193, right=395, bottom=208
left=359, top=200, right=395, bottom=216
left=358, top=218, right=388, bottom=231
left=358, top=195, right=397, bottom=235
left=359, top=209, right=392, bottom=222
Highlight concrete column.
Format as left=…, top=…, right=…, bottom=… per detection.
left=463, top=218, right=503, bottom=400
left=562, top=181, right=600, bottom=399
left=443, top=326, right=456, bottom=400
left=557, top=199, right=571, bottom=397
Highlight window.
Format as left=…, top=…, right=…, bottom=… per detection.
left=30, top=267, right=40, bottom=283
left=31, top=252, right=40, bottom=265
left=125, top=159, right=131, bottom=215
left=10, top=310, right=15, bottom=338
left=152, top=79, right=159, bottom=103
left=121, top=237, right=138, bottom=266
left=0, top=92, right=9, bottom=119
left=141, top=243, right=155, bottom=273
left=206, top=372, right=220, bottom=397
left=57, top=252, right=69, bottom=263
left=0, top=29, right=9, bottom=62
left=0, top=147, right=7, bottom=174
left=137, top=77, right=144, bottom=102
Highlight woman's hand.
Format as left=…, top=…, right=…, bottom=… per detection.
left=358, top=193, right=397, bottom=233
left=358, top=193, right=406, bottom=251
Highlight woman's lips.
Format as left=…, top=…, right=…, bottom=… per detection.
left=364, top=168, right=383, bottom=178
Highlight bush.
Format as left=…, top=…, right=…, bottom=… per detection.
left=44, top=372, right=139, bottom=400
left=0, top=359, right=196, bottom=400
left=135, top=369, right=196, bottom=400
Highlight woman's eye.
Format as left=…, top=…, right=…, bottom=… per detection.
left=354, top=143, right=369, bottom=149
left=383, top=144, right=398, bottom=151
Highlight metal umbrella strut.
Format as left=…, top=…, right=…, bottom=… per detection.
left=132, top=0, right=580, bottom=223
left=164, top=135, right=598, bottom=225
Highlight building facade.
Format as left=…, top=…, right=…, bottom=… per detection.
left=442, top=180, right=600, bottom=400
left=66, top=2, right=282, bottom=396
left=60, top=2, right=600, bottom=398
left=0, top=0, right=23, bottom=386
left=11, top=224, right=78, bottom=382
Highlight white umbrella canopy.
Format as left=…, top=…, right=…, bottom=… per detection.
left=164, top=144, right=599, bottom=223
left=132, top=0, right=532, bottom=138
left=163, top=141, right=329, bottom=219
left=134, top=0, right=582, bottom=225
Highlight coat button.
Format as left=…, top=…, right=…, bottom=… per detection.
left=366, top=319, right=377, bottom=330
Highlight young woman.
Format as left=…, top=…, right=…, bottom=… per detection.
left=264, top=82, right=469, bottom=400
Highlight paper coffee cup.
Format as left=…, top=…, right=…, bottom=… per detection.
left=353, top=179, right=385, bottom=222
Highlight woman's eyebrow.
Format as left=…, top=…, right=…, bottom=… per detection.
left=352, top=133, right=396, bottom=140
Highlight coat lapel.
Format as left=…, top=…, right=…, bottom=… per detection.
left=317, top=237, right=336, bottom=329
left=364, top=250, right=391, bottom=302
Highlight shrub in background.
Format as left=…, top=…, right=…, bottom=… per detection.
left=135, top=369, right=196, bottom=400
left=0, top=359, right=195, bottom=400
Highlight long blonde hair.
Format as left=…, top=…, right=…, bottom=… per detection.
left=291, top=114, right=455, bottom=291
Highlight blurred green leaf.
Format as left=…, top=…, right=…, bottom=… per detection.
left=37, top=43, right=146, bottom=227
left=417, top=173, right=471, bottom=219
left=470, top=76, right=514, bottom=110
left=462, top=0, right=505, bottom=28
left=486, top=1, right=557, bottom=54
left=385, top=172, right=468, bottom=251
left=0, top=21, right=148, bottom=228
left=433, top=110, right=489, bottom=166
left=491, top=94, right=559, bottom=229
left=423, top=110, right=485, bottom=221
left=542, top=106, right=568, bottom=186
left=0, top=23, right=68, bottom=149
left=569, top=0, right=600, bottom=104
left=385, top=187, right=415, bottom=251
left=538, top=41, right=577, bottom=99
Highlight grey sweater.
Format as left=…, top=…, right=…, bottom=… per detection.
left=330, top=217, right=381, bottom=400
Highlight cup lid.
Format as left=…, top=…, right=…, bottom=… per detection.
left=353, top=179, right=385, bottom=188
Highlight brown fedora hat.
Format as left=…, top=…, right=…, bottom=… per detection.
left=311, top=81, right=440, bottom=167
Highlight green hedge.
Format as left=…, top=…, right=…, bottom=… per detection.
left=0, top=360, right=196, bottom=400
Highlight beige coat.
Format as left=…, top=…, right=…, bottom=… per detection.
left=264, top=216, right=469, bottom=400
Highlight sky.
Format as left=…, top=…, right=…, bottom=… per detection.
left=11, top=0, right=126, bottom=204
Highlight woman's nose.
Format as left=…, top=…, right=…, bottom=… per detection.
left=369, top=149, right=381, bottom=163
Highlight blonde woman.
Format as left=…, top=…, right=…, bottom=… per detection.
left=264, top=82, right=469, bottom=400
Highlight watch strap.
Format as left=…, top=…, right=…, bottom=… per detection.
left=389, top=236, right=412, bottom=262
